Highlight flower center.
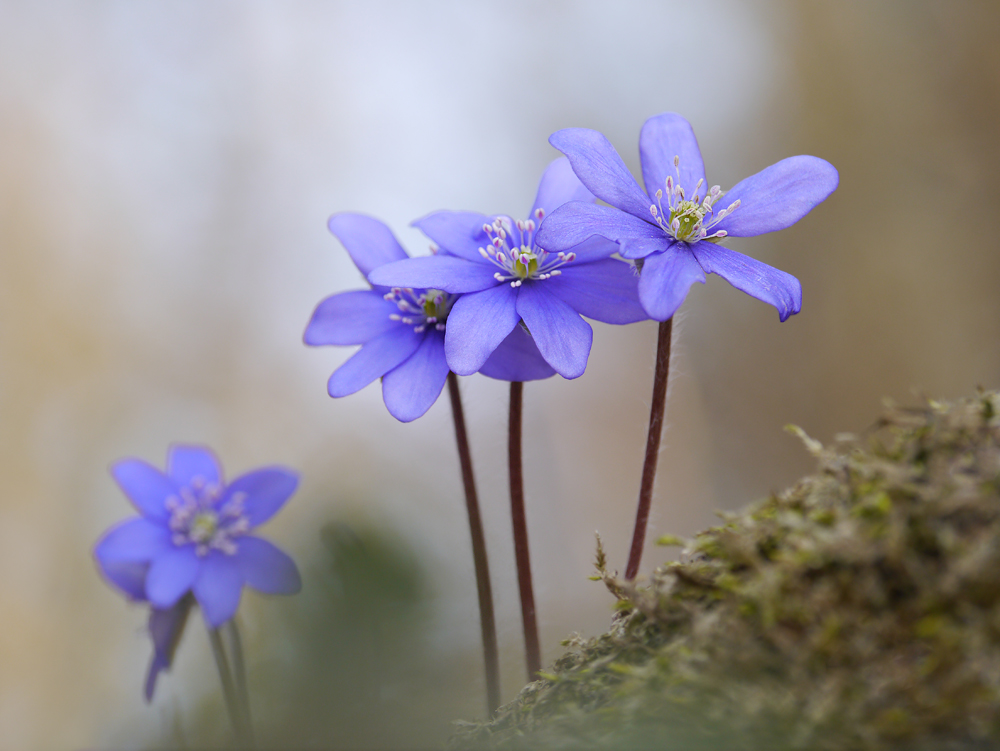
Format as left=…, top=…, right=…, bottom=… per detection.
left=190, top=511, right=218, bottom=542
left=166, top=478, right=250, bottom=557
left=385, top=288, right=453, bottom=333
left=649, top=155, right=740, bottom=243
left=478, top=213, right=576, bottom=288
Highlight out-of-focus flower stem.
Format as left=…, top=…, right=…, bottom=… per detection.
left=626, top=317, right=673, bottom=581
left=447, top=371, right=501, bottom=713
left=225, top=619, right=254, bottom=743
left=509, top=381, right=541, bottom=678
left=208, top=626, right=254, bottom=748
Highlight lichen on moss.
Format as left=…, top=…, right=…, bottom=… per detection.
left=453, top=391, right=1000, bottom=750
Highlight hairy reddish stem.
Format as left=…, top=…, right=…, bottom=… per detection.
left=625, top=317, right=673, bottom=581
left=509, top=381, right=541, bottom=678
left=447, top=371, right=501, bottom=713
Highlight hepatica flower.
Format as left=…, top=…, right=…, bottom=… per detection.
left=368, top=158, right=647, bottom=379
left=534, top=113, right=839, bottom=321
left=94, top=445, right=301, bottom=698
left=305, top=214, right=455, bottom=421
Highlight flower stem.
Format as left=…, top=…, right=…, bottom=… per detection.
left=509, top=381, right=541, bottom=679
left=446, top=371, right=501, bottom=713
left=625, top=317, right=674, bottom=581
left=208, top=626, right=253, bottom=748
left=224, top=619, right=254, bottom=747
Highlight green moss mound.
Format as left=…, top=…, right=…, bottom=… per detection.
left=454, top=392, right=1000, bottom=750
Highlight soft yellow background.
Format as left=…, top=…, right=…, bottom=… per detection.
left=1, top=1, right=998, bottom=747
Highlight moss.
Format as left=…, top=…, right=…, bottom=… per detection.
left=453, top=391, right=1000, bottom=750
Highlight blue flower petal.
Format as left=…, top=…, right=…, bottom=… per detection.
left=368, top=255, right=499, bottom=294
left=479, top=325, right=556, bottom=382
left=637, top=244, right=707, bottom=321
left=100, top=560, right=150, bottom=601
left=111, top=459, right=180, bottom=522
left=94, top=517, right=172, bottom=563
left=712, top=155, right=839, bottom=238
left=535, top=201, right=663, bottom=253
left=618, top=235, right=676, bottom=260
left=167, top=445, right=221, bottom=488
left=639, top=112, right=707, bottom=201
left=236, top=536, right=301, bottom=595
left=146, top=546, right=201, bottom=608
left=560, top=235, right=619, bottom=264
left=145, top=599, right=193, bottom=702
left=193, top=553, right=244, bottom=628
left=224, top=467, right=299, bottom=527
left=549, top=128, right=653, bottom=220
left=689, top=241, right=802, bottom=321
left=381, top=330, right=450, bottom=422
left=328, top=213, right=410, bottom=278
left=515, top=283, right=593, bottom=379
left=412, top=211, right=492, bottom=262
left=327, top=325, right=423, bottom=397
left=304, top=290, right=400, bottom=346
left=530, top=157, right=595, bottom=218
left=444, top=284, right=520, bottom=376
left=547, top=258, right=647, bottom=325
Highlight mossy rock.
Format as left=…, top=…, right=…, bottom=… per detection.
left=454, top=392, right=1000, bottom=750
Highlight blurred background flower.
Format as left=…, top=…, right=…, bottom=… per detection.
left=0, top=1, right=998, bottom=747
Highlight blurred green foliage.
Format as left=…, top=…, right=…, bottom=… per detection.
left=159, top=519, right=481, bottom=749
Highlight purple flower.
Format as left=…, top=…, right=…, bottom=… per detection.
left=94, top=445, right=301, bottom=699
left=534, top=113, right=839, bottom=321
left=368, top=158, right=648, bottom=380
left=305, top=215, right=555, bottom=415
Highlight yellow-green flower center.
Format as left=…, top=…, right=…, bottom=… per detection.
left=421, top=289, right=449, bottom=318
left=649, top=154, right=740, bottom=244
left=190, top=511, right=218, bottom=542
left=478, top=216, right=576, bottom=288
left=670, top=201, right=709, bottom=243
left=513, top=249, right=539, bottom=279
left=385, top=288, right=453, bottom=333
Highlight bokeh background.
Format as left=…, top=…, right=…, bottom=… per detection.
left=1, top=1, right=998, bottom=748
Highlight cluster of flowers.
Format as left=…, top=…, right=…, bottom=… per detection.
left=305, top=112, right=837, bottom=411
left=93, top=112, right=837, bottom=710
